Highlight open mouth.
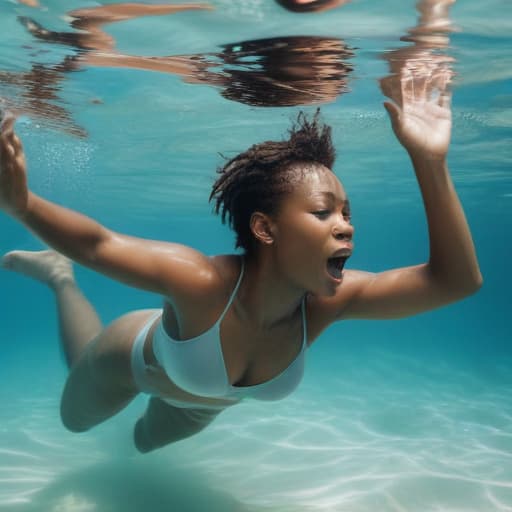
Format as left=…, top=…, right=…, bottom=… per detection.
left=326, top=256, right=347, bottom=280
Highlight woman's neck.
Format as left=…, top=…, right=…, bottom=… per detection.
left=235, top=252, right=305, bottom=330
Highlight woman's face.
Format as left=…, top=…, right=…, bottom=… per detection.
left=272, top=164, right=354, bottom=296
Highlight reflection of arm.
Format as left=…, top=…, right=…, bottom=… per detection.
left=82, top=52, right=224, bottom=88
left=382, top=0, right=454, bottom=83
left=85, top=53, right=202, bottom=77
left=337, top=0, right=481, bottom=321
left=69, top=3, right=213, bottom=26
left=408, top=0, right=455, bottom=39
left=70, top=2, right=213, bottom=50
left=20, top=3, right=213, bottom=52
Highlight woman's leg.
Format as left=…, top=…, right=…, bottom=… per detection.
left=1, top=249, right=144, bottom=432
left=2, top=249, right=102, bottom=366
left=2, top=249, right=224, bottom=445
left=134, top=397, right=223, bottom=453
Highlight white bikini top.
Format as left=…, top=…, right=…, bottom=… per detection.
left=152, top=258, right=307, bottom=401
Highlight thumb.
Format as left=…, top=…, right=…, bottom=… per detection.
left=383, top=101, right=401, bottom=125
left=383, top=101, right=404, bottom=138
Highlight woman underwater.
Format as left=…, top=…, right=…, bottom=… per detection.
left=0, top=60, right=481, bottom=453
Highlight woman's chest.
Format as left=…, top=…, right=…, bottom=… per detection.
left=220, top=310, right=305, bottom=387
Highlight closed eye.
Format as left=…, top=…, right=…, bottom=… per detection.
left=312, top=210, right=331, bottom=219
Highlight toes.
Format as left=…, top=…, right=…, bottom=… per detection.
left=0, top=251, right=17, bottom=270
left=1, top=250, right=47, bottom=271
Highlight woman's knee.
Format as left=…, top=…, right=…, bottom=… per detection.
left=60, top=352, right=136, bottom=433
left=60, top=405, right=93, bottom=433
left=60, top=385, right=136, bottom=433
left=133, top=397, right=222, bottom=453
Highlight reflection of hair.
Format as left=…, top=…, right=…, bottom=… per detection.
left=275, top=0, right=338, bottom=13
left=18, top=14, right=355, bottom=109
left=210, top=110, right=335, bottom=253
left=202, top=36, right=354, bottom=107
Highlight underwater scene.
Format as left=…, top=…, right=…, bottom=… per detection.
left=0, top=0, right=510, bottom=511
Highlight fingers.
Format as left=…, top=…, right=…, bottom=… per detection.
left=0, top=116, right=17, bottom=163
left=433, top=65, right=453, bottom=91
left=427, top=66, right=452, bottom=111
left=401, top=70, right=415, bottom=104
left=395, top=58, right=453, bottom=111
left=10, top=132, right=23, bottom=153
left=0, top=110, right=16, bottom=134
left=0, top=112, right=22, bottom=172
left=0, top=110, right=18, bottom=150
left=438, top=90, right=451, bottom=109
left=0, top=140, right=16, bottom=174
left=383, top=101, right=402, bottom=129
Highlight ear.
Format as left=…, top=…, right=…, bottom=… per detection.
left=250, top=212, right=275, bottom=246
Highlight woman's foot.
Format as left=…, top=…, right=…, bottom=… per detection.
left=1, top=249, right=74, bottom=289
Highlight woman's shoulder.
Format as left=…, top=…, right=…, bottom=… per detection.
left=162, top=253, right=242, bottom=324
left=164, top=252, right=241, bottom=300
left=209, top=253, right=243, bottom=289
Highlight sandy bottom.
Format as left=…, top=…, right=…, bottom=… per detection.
left=0, top=350, right=511, bottom=512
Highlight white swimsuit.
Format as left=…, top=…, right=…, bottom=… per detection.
left=131, top=258, right=307, bottom=408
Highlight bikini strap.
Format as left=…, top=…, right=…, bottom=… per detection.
left=217, top=256, right=245, bottom=324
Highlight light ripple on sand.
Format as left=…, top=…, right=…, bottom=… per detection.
left=174, top=352, right=512, bottom=511
left=0, top=467, right=53, bottom=476
left=0, top=486, right=45, bottom=505
left=486, top=488, right=512, bottom=512
left=0, top=351, right=510, bottom=511
left=0, top=448, right=41, bottom=461
left=19, top=428, right=67, bottom=450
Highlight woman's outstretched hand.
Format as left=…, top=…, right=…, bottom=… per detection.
left=381, top=56, right=453, bottom=161
left=0, top=111, right=28, bottom=218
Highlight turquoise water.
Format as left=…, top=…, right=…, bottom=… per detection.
left=0, top=1, right=511, bottom=511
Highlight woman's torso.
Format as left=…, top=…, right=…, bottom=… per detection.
left=141, top=254, right=343, bottom=406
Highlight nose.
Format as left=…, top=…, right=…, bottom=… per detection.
left=332, top=214, right=354, bottom=240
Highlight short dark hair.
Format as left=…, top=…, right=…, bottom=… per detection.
left=210, top=110, right=335, bottom=253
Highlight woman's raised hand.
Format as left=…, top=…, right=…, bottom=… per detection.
left=380, top=0, right=456, bottom=162
left=381, top=56, right=453, bottom=161
left=0, top=111, right=29, bottom=218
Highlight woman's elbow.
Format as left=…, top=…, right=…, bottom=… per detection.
left=447, top=270, right=483, bottom=301
left=469, top=272, right=484, bottom=297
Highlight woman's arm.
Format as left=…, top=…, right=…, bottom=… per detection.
left=0, top=112, right=216, bottom=298
left=340, top=81, right=482, bottom=319
left=334, top=1, right=482, bottom=321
